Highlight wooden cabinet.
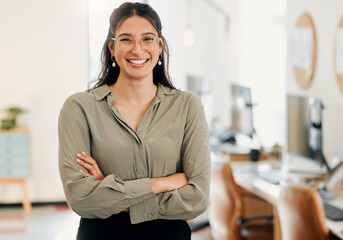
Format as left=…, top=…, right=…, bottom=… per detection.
left=0, top=129, right=31, bottom=215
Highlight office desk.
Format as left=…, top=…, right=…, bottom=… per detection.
left=211, top=142, right=273, bottom=161
left=231, top=160, right=343, bottom=240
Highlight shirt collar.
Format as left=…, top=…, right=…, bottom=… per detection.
left=156, top=84, right=179, bottom=101
left=92, top=84, right=112, bottom=101
left=92, top=83, right=179, bottom=102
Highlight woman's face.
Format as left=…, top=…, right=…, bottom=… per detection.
left=109, top=15, right=162, bottom=82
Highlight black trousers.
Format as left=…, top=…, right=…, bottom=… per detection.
left=76, top=212, right=191, bottom=240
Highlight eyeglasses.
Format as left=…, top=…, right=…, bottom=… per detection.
left=111, top=36, right=161, bottom=52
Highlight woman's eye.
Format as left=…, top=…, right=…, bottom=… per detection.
left=120, top=38, right=133, bottom=42
left=143, top=37, right=154, bottom=42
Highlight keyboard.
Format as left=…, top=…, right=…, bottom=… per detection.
left=259, top=172, right=282, bottom=185
left=323, top=202, right=343, bottom=221
left=319, top=189, right=336, bottom=200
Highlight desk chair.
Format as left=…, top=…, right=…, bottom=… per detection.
left=209, top=163, right=273, bottom=240
left=277, top=185, right=331, bottom=240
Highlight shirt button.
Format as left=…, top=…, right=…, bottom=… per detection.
left=130, top=192, right=135, bottom=197
left=148, top=213, right=152, bottom=218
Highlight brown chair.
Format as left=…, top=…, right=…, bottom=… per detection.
left=277, top=184, right=331, bottom=240
left=209, top=163, right=273, bottom=240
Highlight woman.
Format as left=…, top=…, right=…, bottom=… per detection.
left=58, top=2, right=210, bottom=240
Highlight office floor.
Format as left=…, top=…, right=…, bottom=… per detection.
left=0, top=204, right=73, bottom=240
left=0, top=204, right=211, bottom=240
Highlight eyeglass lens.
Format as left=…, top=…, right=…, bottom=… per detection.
left=116, top=37, right=159, bottom=51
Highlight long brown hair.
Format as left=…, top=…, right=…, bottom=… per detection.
left=90, top=2, right=175, bottom=90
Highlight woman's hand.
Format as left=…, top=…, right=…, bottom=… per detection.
left=75, top=152, right=105, bottom=180
left=76, top=152, right=129, bottom=213
left=150, top=173, right=188, bottom=194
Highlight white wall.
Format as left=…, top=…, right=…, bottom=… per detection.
left=286, top=0, right=343, bottom=161
left=0, top=0, right=88, bottom=202
left=236, top=0, right=287, bottom=147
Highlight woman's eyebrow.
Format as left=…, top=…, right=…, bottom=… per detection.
left=143, top=32, right=157, bottom=36
left=117, top=33, right=132, bottom=37
left=117, top=32, right=157, bottom=37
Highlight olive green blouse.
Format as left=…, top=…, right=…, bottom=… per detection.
left=58, top=84, right=210, bottom=224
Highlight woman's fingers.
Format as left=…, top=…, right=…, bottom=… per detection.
left=76, top=158, right=94, bottom=171
left=76, top=153, right=98, bottom=170
left=77, top=153, right=101, bottom=171
left=76, top=152, right=94, bottom=164
left=80, top=169, right=91, bottom=177
left=75, top=152, right=105, bottom=180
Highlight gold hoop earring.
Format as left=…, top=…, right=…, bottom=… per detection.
left=111, top=56, right=116, bottom=68
left=158, top=55, right=162, bottom=66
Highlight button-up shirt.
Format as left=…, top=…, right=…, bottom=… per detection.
left=58, top=84, right=210, bottom=224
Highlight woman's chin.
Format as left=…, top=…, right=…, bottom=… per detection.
left=121, top=70, right=153, bottom=82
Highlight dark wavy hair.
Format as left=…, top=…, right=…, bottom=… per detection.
left=90, top=2, right=175, bottom=90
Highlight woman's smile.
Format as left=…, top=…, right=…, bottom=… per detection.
left=126, top=58, right=150, bottom=67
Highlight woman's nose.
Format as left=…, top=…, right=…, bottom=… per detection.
left=131, top=40, right=144, bottom=53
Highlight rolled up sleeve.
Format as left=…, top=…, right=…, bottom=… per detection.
left=58, top=97, right=155, bottom=219
left=129, top=94, right=211, bottom=224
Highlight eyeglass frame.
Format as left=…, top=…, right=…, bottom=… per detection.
left=111, top=36, right=162, bottom=52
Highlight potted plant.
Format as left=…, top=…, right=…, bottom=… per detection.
left=1, top=107, right=25, bottom=130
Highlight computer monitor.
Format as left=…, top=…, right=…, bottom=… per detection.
left=231, top=84, right=254, bottom=138
left=287, top=95, right=330, bottom=172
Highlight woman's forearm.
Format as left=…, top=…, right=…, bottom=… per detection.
left=150, top=173, right=188, bottom=194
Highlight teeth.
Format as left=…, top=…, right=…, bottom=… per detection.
left=128, top=59, right=147, bottom=64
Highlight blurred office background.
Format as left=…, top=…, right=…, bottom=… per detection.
left=0, top=0, right=343, bottom=239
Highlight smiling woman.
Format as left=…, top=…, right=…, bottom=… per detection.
left=58, top=2, right=210, bottom=240
left=94, top=2, right=173, bottom=90
left=108, top=15, right=162, bottom=82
